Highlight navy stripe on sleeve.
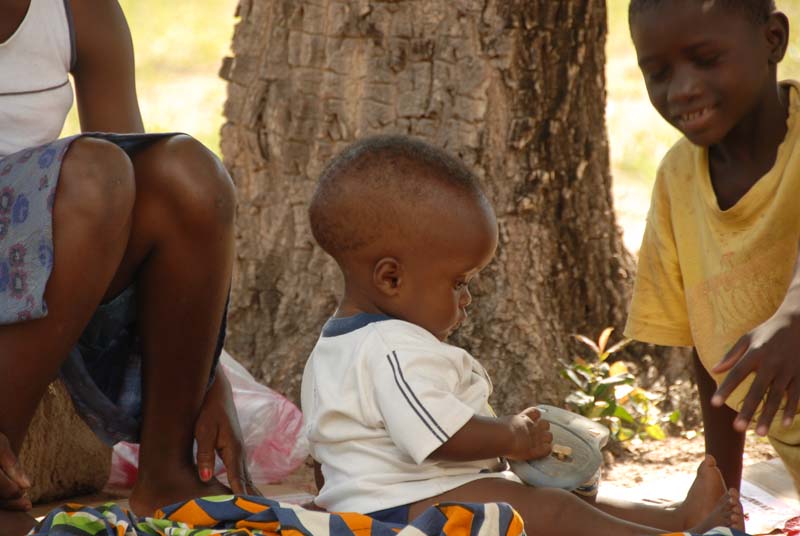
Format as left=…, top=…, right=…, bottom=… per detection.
left=385, top=351, right=449, bottom=444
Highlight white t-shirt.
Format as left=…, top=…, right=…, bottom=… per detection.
left=301, top=314, right=516, bottom=514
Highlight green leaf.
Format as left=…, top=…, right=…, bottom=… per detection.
left=597, top=373, right=634, bottom=387
left=597, top=327, right=615, bottom=354
left=593, top=382, right=611, bottom=402
left=616, top=426, right=635, bottom=441
left=574, top=366, right=594, bottom=382
left=669, top=410, right=681, bottom=424
left=564, top=368, right=587, bottom=390
left=645, top=424, right=666, bottom=440
left=573, top=334, right=600, bottom=355
left=605, top=338, right=633, bottom=355
left=613, top=405, right=636, bottom=424
left=599, top=400, right=618, bottom=417
left=608, top=361, right=628, bottom=376
left=566, top=391, right=594, bottom=410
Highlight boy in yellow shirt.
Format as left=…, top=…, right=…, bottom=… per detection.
left=625, top=0, right=800, bottom=490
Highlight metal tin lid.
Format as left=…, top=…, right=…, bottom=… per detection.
left=509, top=405, right=608, bottom=490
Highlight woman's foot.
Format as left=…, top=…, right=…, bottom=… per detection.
left=0, top=510, right=36, bottom=536
left=129, top=470, right=231, bottom=518
left=689, top=488, right=745, bottom=533
left=675, top=455, right=728, bottom=529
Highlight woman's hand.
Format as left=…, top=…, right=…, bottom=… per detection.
left=0, top=433, right=31, bottom=511
left=194, top=368, right=260, bottom=496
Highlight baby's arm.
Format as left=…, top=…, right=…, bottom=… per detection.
left=430, top=407, right=552, bottom=462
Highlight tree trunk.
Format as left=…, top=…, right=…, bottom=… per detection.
left=220, top=0, right=634, bottom=413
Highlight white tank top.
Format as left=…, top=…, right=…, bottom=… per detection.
left=0, top=0, right=75, bottom=157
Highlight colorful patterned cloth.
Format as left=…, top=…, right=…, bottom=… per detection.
left=30, top=496, right=523, bottom=536
left=27, top=495, right=752, bottom=536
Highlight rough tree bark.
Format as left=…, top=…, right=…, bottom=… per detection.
left=220, top=0, right=634, bottom=413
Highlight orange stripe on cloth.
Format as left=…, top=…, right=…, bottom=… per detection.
left=235, top=496, right=272, bottom=514
left=159, top=499, right=217, bottom=526
left=236, top=519, right=280, bottom=532
left=437, top=504, right=475, bottom=536
left=505, top=508, right=524, bottom=536
left=338, top=511, right=376, bottom=536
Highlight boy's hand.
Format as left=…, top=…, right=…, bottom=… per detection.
left=194, top=368, right=261, bottom=496
left=0, top=433, right=31, bottom=511
left=504, top=407, right=553, bottom=461
left=712, top=304, right=800, bottom=436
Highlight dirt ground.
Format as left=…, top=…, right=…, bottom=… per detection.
left=601, top=432, right=777, bottom=488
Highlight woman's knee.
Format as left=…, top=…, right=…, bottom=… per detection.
left=57, top=137, right=136, bottom=226
left=138, top=135, right=236, bottom=230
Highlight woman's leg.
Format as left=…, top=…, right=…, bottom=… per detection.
left=102, top=135, right=236, bottom=516
left=0, top=138, right=136, bottom=534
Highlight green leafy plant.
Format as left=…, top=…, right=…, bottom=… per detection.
left=560, top=327, right=667, bottom=442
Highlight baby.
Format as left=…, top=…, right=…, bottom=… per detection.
left=301, top=135, right=744, bottom=535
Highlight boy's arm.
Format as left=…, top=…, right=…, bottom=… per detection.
left=712, top=246, right=800, bottom=435
left=429, top=408, right=552, bottom=462
left=694, top=350, right=745, bottom=489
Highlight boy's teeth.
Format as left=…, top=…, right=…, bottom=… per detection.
left=682, top=108, right=709, bottom=121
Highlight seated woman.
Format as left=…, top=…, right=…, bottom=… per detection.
left=0, top=0, right=256, bottom=533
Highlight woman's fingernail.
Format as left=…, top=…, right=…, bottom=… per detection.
left=200, top=468, right=212, bottom=481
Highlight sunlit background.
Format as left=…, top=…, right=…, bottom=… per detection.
left=61, top=0, right=800, bottom=252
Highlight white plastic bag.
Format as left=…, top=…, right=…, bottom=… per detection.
left=107, top=350, right=308, bottom=489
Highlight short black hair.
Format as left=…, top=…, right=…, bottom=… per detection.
left=309, top=135, right=483, bottom=258
left=629, top=0, right=776, bottom=25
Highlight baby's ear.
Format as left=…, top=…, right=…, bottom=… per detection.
left=373, top=257, right=403, bottom=296
left=765, top=11, right=789, bottom=64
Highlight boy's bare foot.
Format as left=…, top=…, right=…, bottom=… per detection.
left=129, top=470, right=231, bottom=517
left=0, top=510, right=36, bottom=536
left=675, top=455, right=727, bottom=529
left=689, top=488, right=745, bottom=533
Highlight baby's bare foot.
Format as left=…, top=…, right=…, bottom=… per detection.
left=676, top=455, right=727, bottom=529
left=689, top=488, right=745, bottom=533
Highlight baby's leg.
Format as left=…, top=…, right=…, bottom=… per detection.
left=0, top=139, right=136, bottom=534
left=594, top=455, right=743, bottom=531
left=110, top=136, right=236, bottom=516
left=408, top=476, right=742, bottom=536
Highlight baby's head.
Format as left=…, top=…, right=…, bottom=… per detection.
left=309, top=135, right=498, bottom=341
left=628, top=0, right=788, bottom=146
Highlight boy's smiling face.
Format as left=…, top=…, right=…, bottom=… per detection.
left=630, top=1, right=782, bottom=147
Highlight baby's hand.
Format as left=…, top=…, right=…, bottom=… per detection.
left=503, top=407, right=553, bottom=461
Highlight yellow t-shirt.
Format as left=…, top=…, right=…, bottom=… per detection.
left=624, top=81, right=800, bottom=449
